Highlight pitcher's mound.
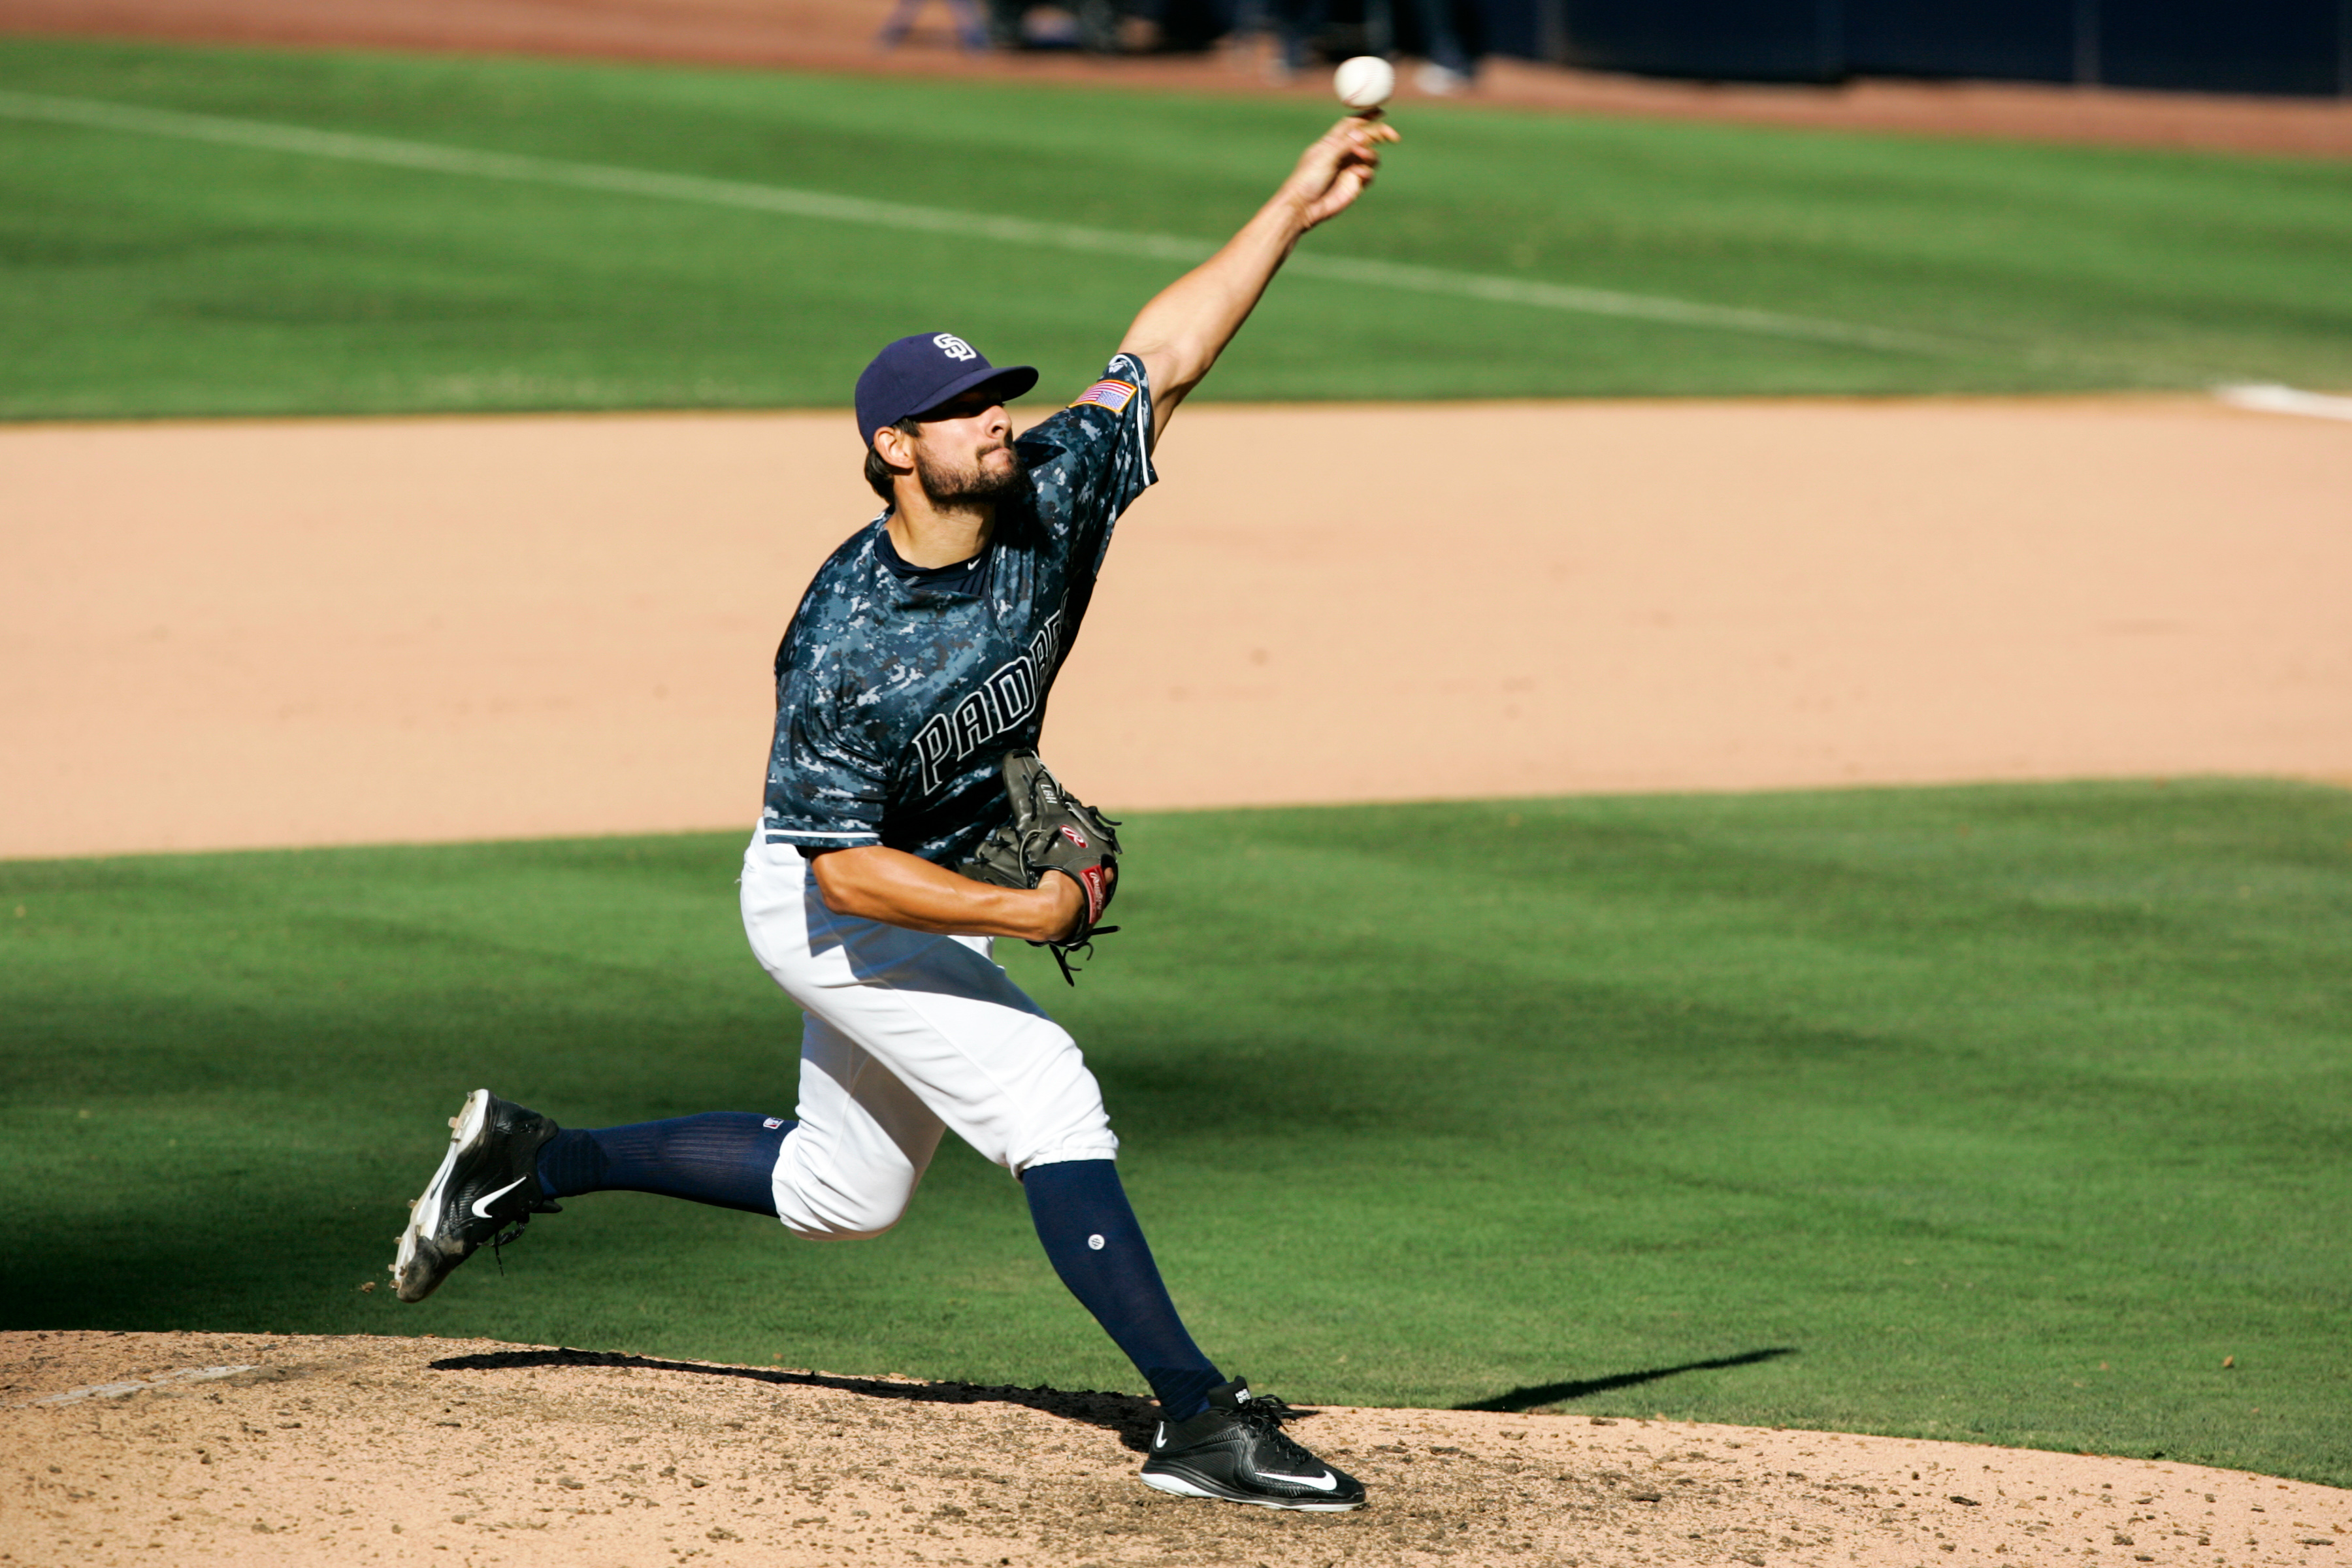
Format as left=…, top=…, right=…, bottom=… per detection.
left=4, top=1331, right=2338, bottom=1565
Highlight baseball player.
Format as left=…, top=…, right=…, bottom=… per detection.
left=393, top=111, right=1398, bottom=1512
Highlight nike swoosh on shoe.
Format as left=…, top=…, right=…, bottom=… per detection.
left=471, top=1177, right=528, bottom=1218
left=1256, top=1469, right=1338, bottom=1492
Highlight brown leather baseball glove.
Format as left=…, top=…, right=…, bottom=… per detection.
left=957, top=749, right=1121, bottom=985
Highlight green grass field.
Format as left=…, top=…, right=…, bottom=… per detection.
left=4, top=781, right=2347, bottom=1486
left=3, top=37, right=2351, bottom=417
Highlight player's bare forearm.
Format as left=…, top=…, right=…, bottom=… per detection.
left=1119, top=113, right=1397, bottom=442
left=811, top=844, right=1083, bottom=942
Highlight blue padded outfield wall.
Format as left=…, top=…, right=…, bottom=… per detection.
left=1466, top=0, right=2352, bottom=95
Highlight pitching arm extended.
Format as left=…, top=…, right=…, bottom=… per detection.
left=1117, top=112, right=1397, bottom=449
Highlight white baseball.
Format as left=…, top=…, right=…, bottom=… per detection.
left=1333, top=55, right=1395, bottom=110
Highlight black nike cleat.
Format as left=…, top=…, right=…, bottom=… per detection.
left=1139, top=1378, right=1366, bottom=1511
left=391, top=1089, right=563, bottom=1303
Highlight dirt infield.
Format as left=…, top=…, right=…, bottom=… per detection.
left=7, top=1331, right=2345, bottom=1567
left=5, top=395, right=2348, bottom=860
left=7, top=0, right=2352, bottom=158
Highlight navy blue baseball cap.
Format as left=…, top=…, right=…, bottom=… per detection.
left=855, top=332, right=1038, bottom=447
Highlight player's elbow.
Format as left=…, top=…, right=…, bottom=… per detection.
left=808, top=850, right=873, bottom=919
left=1119, top=338, right=1211, bottom=408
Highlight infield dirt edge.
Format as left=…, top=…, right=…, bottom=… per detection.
left=7, top=1330, right=2346, bottom=1567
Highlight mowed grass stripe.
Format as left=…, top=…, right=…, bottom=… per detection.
left=3, top=37, right=2349, bottom=415
left=3, top=781, right=2346, bottom=1486
left=0, top=88, right=1940, bottom=353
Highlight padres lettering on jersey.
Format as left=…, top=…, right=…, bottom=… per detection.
left=909, top=612, right=1065, bottom=795
left=761, top=355, right=1154, bottom=868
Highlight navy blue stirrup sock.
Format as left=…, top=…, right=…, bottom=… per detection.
left=536, top=1114, right=791, bottom=1217
left=1022, top=1159, right=1223, bottom=1421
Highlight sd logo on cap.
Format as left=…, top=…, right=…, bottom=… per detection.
left=855, top=333, right=1038, bottom=446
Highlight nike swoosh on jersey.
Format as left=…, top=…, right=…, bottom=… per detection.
left=471, top=1177, right=528, bottom=1218
left=1256, top=1468, right=1339, bottom=1492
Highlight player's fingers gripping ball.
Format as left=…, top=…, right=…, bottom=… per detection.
left=959, top=749, right=1122, bottom=983
left=1334, top=55, right=1395, bottom=110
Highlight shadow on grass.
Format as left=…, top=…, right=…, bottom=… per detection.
left=429, top=1345, right=1170, bottom=1451
left=1456, top=1347, right=1799, bottom=1413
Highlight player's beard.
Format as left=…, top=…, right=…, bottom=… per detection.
left=915, top=439, right=1024, bottom=507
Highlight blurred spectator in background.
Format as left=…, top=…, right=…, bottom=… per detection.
left=1258, top=0, right=1475, bottom=90
left=1403, top=0, right=1477, bottom=91
left=955, top=0, right=1475, bottom=74
left=877, top=0, right=991, bottom=50
left=981, top=0, right=1234, bottom=52
left=985, top=0, right=1113, bottom=51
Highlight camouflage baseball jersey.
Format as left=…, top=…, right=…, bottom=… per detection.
left=761, top=354, right=1155, bottom=868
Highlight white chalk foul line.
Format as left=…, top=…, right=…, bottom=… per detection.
left=0, top=88, right=1941, bottom=355
left=2215, top=382, right=2352, bottom=422
left=26, top=1365, right=259, bottom=1407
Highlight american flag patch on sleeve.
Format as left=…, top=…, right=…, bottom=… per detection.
left=1071, top=378, right=1138, bottom=415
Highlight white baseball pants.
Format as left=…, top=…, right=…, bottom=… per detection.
left=738, top=828, right=1120, bottom=1241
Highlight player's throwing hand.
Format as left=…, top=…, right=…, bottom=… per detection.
left=1280, top=112, right=1399, bottom=231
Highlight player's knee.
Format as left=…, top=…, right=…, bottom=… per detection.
left=779, top=1204, right=907, bottom=1243
left=771, top=1146, right=924, bottom=1241
left=776, top=1183, right=915, bottom=1241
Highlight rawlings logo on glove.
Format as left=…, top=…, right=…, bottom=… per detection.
left=956, top=749, right=1122, bottom=985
